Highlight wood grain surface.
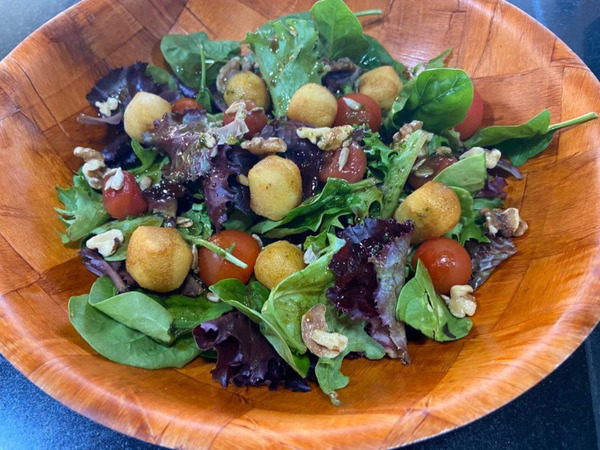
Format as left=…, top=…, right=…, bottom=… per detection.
left=0, top=0, right=599, bottom=448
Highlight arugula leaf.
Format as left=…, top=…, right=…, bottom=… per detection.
left=390, top=68, right=473, bottom=133
left=445, top=187, right=489, bottom=245
left=160, top=32, right=240, bottom=90
left=245, top=18, right=321, bottom=117
left=464, top=110, right=598, bottom=166
left=396, top=260, right=472, bottom=341
left=433, top=151, right=487, bottom=194
left=91, top=214, right=164, bottom=261
left=56, top=173, right=110, bottom=244
left=310, top=0, right=369, bottom=61
left=250, top=178, right=382, bottom=238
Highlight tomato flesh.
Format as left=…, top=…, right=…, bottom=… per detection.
left=333, top=93, right=382, bottom=132
left=412, top=237, right=472, bottom=295
left=407, top=155, right=457, bottom=190
left=223, top=99, right=268, bottom=137
left=172, top=98, right=203, bottom=115
left=319, top=142, right=367, bottom=183
left=102, top=170, right=148, bottom=220
left=197, top=230, right=261, bottom=286
left=454, top=88, right=483, bottom=140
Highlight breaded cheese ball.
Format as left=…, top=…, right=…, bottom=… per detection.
left=394, top=181, right=461, bottom=244
left=224, top=71, right=271, bottom=110
left=358, top=66, right=403, bottom=111
left=254, top=240, right=306, bottom=289
left=287, top=83, right=338, bottom=127
left=123, top=92, right=172, bottom=141
left=126, top=226, right=192, bottom=293
left=248, top=155, right=302, bottom=221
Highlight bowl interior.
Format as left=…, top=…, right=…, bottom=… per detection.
left=0, top=0, right=599, bottom=448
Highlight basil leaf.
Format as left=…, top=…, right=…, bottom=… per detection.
left=391, top=68, right=473, bottom=133
left=396, top=260, right=472, bottom=341
left=160, top=32, right=240, bottom=89
left=433, top=152, right=487, bottom=194
left=55, top=173, right=110, bottom=244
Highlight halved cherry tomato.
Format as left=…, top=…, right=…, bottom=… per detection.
left=197, top=230, right=261, bottom=286
left=412, top=237, right=472, bottom=295
left=223, top=99, right=268, bottom=137
left=454, top=88, right=483, bottom=140
left=407, top=155, right=457, bottom=190
left=333, top=93, right=382, bottom=132
left=102, top=170, right=148, bottom=220
left=319, top=142, right=367, bottom=183
left=172, top=98, right=203, bottom=115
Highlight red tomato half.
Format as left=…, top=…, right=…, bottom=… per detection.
left=197, top=230, right=261, bottom=286
left=102, top=170, right=148, bottom=220
left=223, top=99, right=268, bottom=137
left=407, top=155, right=457, bottom=190
left=412, top=237, right=472, bottom=295
left=172, top=98, right=203, bottom=115
left=454, top=88, right=484, bottom=140
left=319, top=142, right=367, bottom=183
left=333, top=93, right=382, bottom=132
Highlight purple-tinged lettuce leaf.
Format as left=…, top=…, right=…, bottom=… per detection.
left=193, top=311, right=310, bottom=391
left=327, top=218, right=414, bottom=360
left=80, top=248, right=135, bottom=294
left=466, top=236, right=518, bottom=290
left=475, top=175, right=508, bottom=200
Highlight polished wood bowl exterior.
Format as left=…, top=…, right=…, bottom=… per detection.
left=0, top=0, right=598, bottom=448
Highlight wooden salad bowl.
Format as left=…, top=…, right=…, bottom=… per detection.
left=0, top=0, right=598, bottom=448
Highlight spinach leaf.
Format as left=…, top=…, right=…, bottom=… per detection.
left=160, top=32, right=240, bottom=90
left=433, top=151, right=486, bottom=194
left=245, top=18, right=321, bottom=117
left=209, top=279, right=310, bottom=377
left=130, top=140, right=168, bottom=183
left=445, top=187, right=489, bottom=245
left=145, top=65, right=178, bottom=91
left=250, top=178, right=382, bottom=238
left=310, top=0, right=369, bottom=61
left=56, top=172, right=110, bottom=244
left=396, top=260, right=472, bottom=341
left=390, top=68, right=473, bottom=133
left=358, top=35, right=407, bottom=79
left=91, top=215, right=163, bottom=261
left=464, top=110, right=598, bottom=166
left=161, top=294, right=233, bottom=334
left=69, top=294, right=200, bottom=369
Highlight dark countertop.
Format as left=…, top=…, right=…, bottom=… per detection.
left=0, top=1, right=598, bottom=449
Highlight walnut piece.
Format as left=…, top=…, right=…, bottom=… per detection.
left=296, top=125, right=354, bottom=151
left=442, top=285, right=477, bottom=318
left=103, top=167, right=124, bottom=191
left=74, top=146, right=107, bottom=190
left=241, top=137, right=287, bottom=156
left=393, top=120, right=423, bottom=142
left=481, top=207, right=528, bottom=237
left=95, top=97, right=119, bottom=117
left=301, top=304, right=348, bottom=358
left=86, top=229, right=124, bottom=258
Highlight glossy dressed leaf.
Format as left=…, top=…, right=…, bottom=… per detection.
left=433, top=152, right=487, bottom=194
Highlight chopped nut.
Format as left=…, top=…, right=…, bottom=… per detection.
left=74, top=146, right=104, bottom=163
left=241, top=137, right=287, bottom=156
left=481, top=207, right=528, bottom=237
left=393, top=120, right=423, bottom=142
left=237, top=174, right=250, bottom=186
left=296, top=125, right=354, bottom=151
left=337, top=146, right=350, bottom=171
left=442, top=285, right=477, bottom=318
left=103, top=168, right=125, bottom=191
left=191, top=244, right=199, bottom=274
left=175, top=217, right=194, bottom=228
left=224, top=99, right=249, bottom=120
left=251, top=233, right=263, bottom=248
left=460, top=147, right=502, bottom=169
left=81, top=159, right=106, bottom=190
left=301, top=304, right=348, bottom=358
left=95, top=97, right=119, bottom=117
left=138, top=176, right=153, bottom=191
left=206, top=292, right=220, bottom=303
left=433, top=146, right=453, bottom=157
left=86, top=229, right=124, bottom=258
left=303, top=245, right=318, bottom=264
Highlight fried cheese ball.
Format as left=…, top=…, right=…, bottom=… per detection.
left=126, top=226, right=192, bottom=293
left=224, top=71, right=271, bottom=110
left=248, top=155, right=302, bottom=221
left=358, top=66, right=403, bottom=111
left=287, top=83, right=338, bottom=127
left=123, top=92, right=172, bottom=141
left=254, top=240, right=306, bottom=289
left=394, top=181, right=461, bottom=244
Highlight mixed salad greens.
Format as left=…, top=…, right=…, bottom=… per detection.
left=57, top=0, right=597, bottom=404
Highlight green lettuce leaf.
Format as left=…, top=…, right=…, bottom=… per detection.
left=445, top=187, right=489, bottom=245
left=433, top=151, right=487, bottom=194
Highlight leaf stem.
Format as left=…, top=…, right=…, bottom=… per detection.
left=186, top=237, right=248, bottom=269
left=354, top=9, right=383, bottom=18
left=548, top=111, right=598, bottom=132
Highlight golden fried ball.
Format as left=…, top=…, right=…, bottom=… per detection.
left=254, top=240, right=306, bottom=289
left=123, top=92, right=172, bottom=141
left=287, top=83, right=338, bottom=127
left=358, top=66, right=403, bottom=111
left=224, top=71, right=271, bottom=110
left=394, top=181, right=461, bottom=244
left=126, top=226, right=192, bottom=293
